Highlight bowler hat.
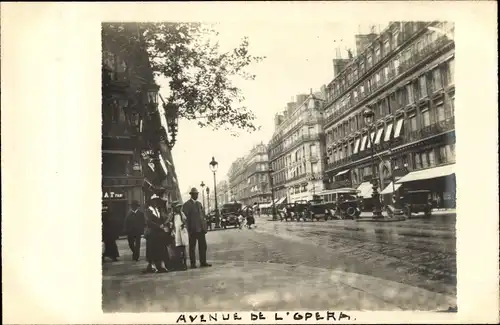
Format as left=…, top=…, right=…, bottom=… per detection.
left=189, top=187, right=199, bottom=194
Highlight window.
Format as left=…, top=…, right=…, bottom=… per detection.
left=367, top=55, right=373, bottom=68
left=414, top=153, right=422, bottom=169
left=367, top=79, right=372, bottom=92
left=446, top=144, right=456, bottom=162
left=436, top=104, right=446, bottom=122
left=422, top=109, right=431, bottom=127
left=393, top=58, right=400, bottom=73
left=360, top=85, right=365, bottom=97
left=410, top=115, right=418, bottom=131
left=384, top=40, right=390, bottom=55
left=428, top=150, right=436, bottom=166
left=384, top=66, right=389, bottom=80
left=419, top=76, right=428, bottom=98
left=375, top=73, right=381, bottom=84
left=310, top=144, right=317, bottom=156
left=360, top=61, right=365, bottom=73
left=353, top=90, right=358, bottom=101
left=353, top=69, right=358, bottom=80
left=406, top=84, right=414, bottom=104
left=432, top=69, right=443, bottom=91
left=421, top=152, right=429, bottom=168
left=447, top=59, right=455, bottom=85
left=311, top=162, right=318, bottom=173
left=375, top=47, right=381, bottom=62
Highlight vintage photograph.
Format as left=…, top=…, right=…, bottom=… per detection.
left=101, top=21, right=456, bottom=312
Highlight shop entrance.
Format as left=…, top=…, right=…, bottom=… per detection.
left=104, top=200, right=128, bottom=237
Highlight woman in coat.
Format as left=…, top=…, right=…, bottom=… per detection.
left=172, top=201, right=189, bottom=271
left=102, top=203, right=119, bottom=262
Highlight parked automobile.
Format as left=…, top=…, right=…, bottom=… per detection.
left=220, top=201, right=242, bottom=229
left=307, top=195, right=330, bottom=221
left=319, top=188, right=362, bottom=219
left=293, top=200, right=310, bottom=221
left=401, top=190, right=433, bottom=218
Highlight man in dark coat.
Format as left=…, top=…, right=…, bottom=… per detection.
left=102, top=202, right=119, bottom=262
left=182, top=187, right=211, bottom=268
left=124, top=200, right=145, bottom=261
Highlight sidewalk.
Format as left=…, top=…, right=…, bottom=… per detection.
left=103, top=260, right=456, bottom=312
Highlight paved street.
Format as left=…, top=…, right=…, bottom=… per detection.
left=102, top=216, right=456, bottom=312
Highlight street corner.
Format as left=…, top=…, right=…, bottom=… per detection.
left=103, top=260, right=455, bottom=313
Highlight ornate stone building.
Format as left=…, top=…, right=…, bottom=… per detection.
left=101, top=23, right=181, bottom=234
left=322, top=21, right=455, bottom=209
left=227, top=143, right=272, bottom=206
left=268, top=91, right=326, bottom=203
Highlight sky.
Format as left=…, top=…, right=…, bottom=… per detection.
left=156, top=21, right=390, bottom=200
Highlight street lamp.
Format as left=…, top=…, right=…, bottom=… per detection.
left=164, top=102, right=179, bottom=149
left=200, top=181, right=206, bottom=213
left=206, top=187, right=211, bottom=213
left=209, top=157, right=220, bottom=221
left=363, top=107, right=383, bottom=219
left=268, top=162, right=278, bottom=221
left=387, top=149, right=403, bottom=217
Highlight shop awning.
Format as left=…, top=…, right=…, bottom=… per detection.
left=357, top=181, right=374, bottom=198
left=374, top=127, right=384, bottom=145
left=359, top=135, right=368, bottom=151
left=394, top=118, right=404, bottom=138
left=380, top=182, right=402, bottom=195
left=276, top=197, right=287, bottom=205
left=384, top=123, right=393, bottom=142
left=335, top=169, right=350, bottom=177
left=396, top=164, right=455, bottom=184
left=353, top=138, right=360, bottom=154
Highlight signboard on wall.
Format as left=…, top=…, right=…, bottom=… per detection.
left=102, top=189, right=126, bottom=200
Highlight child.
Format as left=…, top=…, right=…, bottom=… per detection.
left=172, top=201, right=189, bottom=271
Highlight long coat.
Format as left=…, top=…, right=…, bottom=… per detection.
left=182, top=199, right=208, bottom=234
left=124, top=210, right=146, bottom=236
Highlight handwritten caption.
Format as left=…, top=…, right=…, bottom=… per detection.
left=176, top=311, right=354, bottom=323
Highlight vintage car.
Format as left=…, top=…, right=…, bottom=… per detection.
left=320, top=188, right=362, bottom=219
left=220, top=202, right=242, bottom=229
left=307, top=195, right=330, bottom=221
left=401, top=190, right=433, bottom=218
left=293, top=200, right=311, bottom=221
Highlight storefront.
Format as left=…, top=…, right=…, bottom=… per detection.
left=102, top=185, right=144, bottom=236
left=396, top=163, right=456, bottom=209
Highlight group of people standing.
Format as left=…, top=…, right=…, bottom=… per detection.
left=101, top=187, right=211, bottom=273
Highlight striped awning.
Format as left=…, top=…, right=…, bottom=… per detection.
left=357, top=182, right=374, bottom=198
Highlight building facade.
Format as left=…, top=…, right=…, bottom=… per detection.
left=268, top=92, right=327, bottom=203
left=227, top=143, right=272, bottom=206
left=101, top=23, right=181, bottom=235
left=322, top=21, right=455, bottom=209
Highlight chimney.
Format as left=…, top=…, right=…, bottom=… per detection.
left=296, top=94, right=308, bottom=105
left=332, top=58, right=350, bottom=78
left=286, top=102, right=296, bottom=115
left=354, top=33, right=378, bottom=56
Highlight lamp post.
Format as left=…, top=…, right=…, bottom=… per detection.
left=206, top=187, right=211, bottom=213
left=268, top=162, right=278, bottom=221
left=363, top=108, right=383, bottom=219
left=209, top=157, right=220, bottom=222
left=200, top=181, right=206, bottom=214
left=387, top=150, right=403, bottom=217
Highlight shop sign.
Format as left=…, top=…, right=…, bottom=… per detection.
left=133, top=163, right=141, bottom=171
left=141, top=149, right=155, bottom=160
left=103, top=190, right=126, bottom=200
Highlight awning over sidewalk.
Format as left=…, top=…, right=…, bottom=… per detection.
left=275, top=197, right=287, bottom=205
left=380, top=182, right=402, bottom=195
left=335, top=169, right=350, bottom=177
left=357, top=182, right=373, bottom=198
left=396, top=164, right=455, bottom=184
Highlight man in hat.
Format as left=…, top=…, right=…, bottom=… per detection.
left=183, top=187, right=212, bottom=268
left=144, top=194, right=168, bottom=273
left=124, top=200, right=145, bottom=261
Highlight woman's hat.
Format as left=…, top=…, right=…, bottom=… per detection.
left=171, top=201, right=183, bottom=207
left=150, top=194, right=162, bottom=200
left=189, top=187, right=199, bottom=194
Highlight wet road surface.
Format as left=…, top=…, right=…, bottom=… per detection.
left=102, top=215, right=456, bottom=312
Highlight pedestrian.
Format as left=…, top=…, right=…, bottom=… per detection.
left=182, top=187, right=212, bottom=269
left=123, top=200, right=145, bottom=261
left=161, top=202, right=175, bottom=271
left=237, top=213, right=245, bottom=229
left=102, top=203, right=119, bottom=262
left=172, top=201, right=189, bottom=271
left=144, top=194, right=168, bottom=273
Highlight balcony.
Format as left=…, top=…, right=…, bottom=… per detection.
left=406, top=116, right=455, bottom=142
